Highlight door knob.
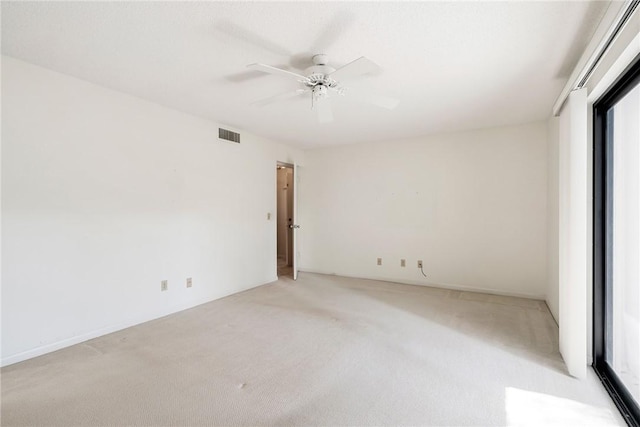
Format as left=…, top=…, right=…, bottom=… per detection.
left=289, top=224, right=300, bottom=229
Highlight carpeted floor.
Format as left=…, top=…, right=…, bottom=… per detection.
left=1, top=273, right=624, bottom=426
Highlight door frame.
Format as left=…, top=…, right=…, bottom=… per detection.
left=276, top=161, right=298, bottom=280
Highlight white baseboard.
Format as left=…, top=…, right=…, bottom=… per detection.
left=298, top=269, right=546, bottom=301
left=2, top=308, right=182, bottom=367
left=1, top=277, right=278, bottom=367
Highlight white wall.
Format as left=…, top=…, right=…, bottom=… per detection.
left=547, top=117, right=560, bottom=322
left=1, top=56, right=303, bottom=366
left=299, top=122, right=548, bottom=298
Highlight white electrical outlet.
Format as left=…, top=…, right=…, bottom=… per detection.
left=401, top=259, right=406, bottom=267
left=186, top=277, right=192, bottom=288
left=377, top=258, right=382, bottom=266
left=161, top=280, right=168, bottom=291
left=417, top=260, right=423, bottom=269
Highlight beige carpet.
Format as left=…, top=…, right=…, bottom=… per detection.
left=1, top=273, right=624, bottom=426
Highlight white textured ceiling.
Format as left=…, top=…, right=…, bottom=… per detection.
left=1, top=1, right=608, bottom=148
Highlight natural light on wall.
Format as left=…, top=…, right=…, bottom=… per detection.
left=504, top=387, right=618, bottom=426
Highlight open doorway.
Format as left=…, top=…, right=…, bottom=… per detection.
left=276, top=163, right=294, bottom=278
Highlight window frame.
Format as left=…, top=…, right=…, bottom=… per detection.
left=593, top=53, right=640, bottom=427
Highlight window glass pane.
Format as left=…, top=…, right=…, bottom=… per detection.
left=608, top=81, right=640, bottom=405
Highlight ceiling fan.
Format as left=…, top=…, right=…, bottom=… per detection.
left=247, top=54, right=399, bottom=123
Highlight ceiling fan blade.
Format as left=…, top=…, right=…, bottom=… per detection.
left=330, top=57, right=381, bottom=81
left=251, top=89, right=308, bottom=107
left=247, top=63, right=307, bottom=81
left=315, top=98, right=334, bottom=123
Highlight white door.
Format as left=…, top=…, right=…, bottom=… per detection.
left=292, top=164, right=300, bottom=280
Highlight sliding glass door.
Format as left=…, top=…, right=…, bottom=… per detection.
left=594, top=56, right=640, bottom=427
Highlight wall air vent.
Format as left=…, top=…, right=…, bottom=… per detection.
left=219, top=128, right=240, bottom=143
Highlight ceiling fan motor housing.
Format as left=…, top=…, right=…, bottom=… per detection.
left=305, top=64, right=336, bottom=77
left=305, top=53, right=336, bottom=80
left=312, top=53, right=329, bottom=64
left=305, top=73, right=338, bottom=89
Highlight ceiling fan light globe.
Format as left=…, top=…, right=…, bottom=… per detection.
left=313, top=85, right=328, bottom=98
